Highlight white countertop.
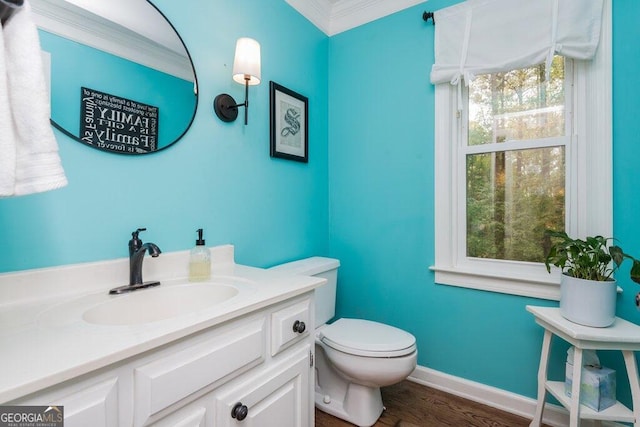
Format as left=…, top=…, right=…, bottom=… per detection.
left=0, top=246, right=325, bottom=402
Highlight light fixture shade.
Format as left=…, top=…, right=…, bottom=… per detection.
left=232, top=37, right=261, bottom=86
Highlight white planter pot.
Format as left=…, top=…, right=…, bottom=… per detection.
left=560, top=274, right=617, bottom=327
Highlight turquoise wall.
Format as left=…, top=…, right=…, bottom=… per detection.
left=328, top=0, right=640, bottom=405
left=611, top=0, right=640, bottom=404
left=0, top=0, right=329, bottom=272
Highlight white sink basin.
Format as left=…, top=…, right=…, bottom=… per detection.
left=82, top=283, right=239, bottom=326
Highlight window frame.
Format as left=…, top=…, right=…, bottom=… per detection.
left=430, top=1, right=612, bottom=301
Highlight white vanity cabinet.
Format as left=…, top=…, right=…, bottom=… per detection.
left=10, top=293, right=315, bottom=427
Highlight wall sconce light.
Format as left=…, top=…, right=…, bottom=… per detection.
left=214, top=37, right=261, bottom=125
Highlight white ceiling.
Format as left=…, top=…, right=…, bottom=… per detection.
left=286, top=0, right=427, bottom=36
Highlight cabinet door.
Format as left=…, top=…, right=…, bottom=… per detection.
left=214, top=346, right=311, bottom=427
left=150, top=399, right=209, bottom=427
left=12, top=377, right=121, bottom=427
left=61, top=378, right=119, bottom=427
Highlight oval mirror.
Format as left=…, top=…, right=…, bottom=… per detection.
left=31, top=0, right=197, bottom=154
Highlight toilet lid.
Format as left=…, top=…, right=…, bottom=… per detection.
left=319, top=318, right=416, bottom=358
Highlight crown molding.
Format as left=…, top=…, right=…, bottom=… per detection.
left=286, top=0, right=426, bottom=36
left=29, top=0, right=194, bottom=82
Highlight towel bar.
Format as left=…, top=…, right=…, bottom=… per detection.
left=0, top=0, right=24, bottom=26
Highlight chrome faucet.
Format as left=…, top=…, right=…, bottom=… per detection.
left=109, top=228, right=162, bottom=295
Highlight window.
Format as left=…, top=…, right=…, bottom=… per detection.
left=431, top=6, right=612, bottom=300
left=466, top=57, right=567, bottom=264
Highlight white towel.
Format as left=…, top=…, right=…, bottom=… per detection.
left=1, top=0, right=67, bottom=197
left=0, top=9, right=16, bottom=195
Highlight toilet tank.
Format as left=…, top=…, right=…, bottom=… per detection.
left=269, top=257, right=340, bottom=326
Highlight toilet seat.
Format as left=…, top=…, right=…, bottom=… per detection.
left=319, top=318, right=416, bottom=358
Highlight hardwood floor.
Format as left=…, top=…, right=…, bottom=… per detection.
left=315, top=380, right=543, bottom=427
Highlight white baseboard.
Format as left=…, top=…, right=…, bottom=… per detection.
left=408, top=365, right=624, bottom=427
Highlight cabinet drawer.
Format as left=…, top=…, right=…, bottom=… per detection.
left=135, top=318, right=266, bottom=426
left=271, top=299, right=311, bottom=356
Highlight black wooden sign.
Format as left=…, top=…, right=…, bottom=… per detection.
left=80, top=87, right=159, bottom=154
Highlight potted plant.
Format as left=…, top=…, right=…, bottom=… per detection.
left=544, top=230, right=640, bottom=327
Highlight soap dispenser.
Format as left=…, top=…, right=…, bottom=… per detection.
left=189, top=228, right=211, bottom=282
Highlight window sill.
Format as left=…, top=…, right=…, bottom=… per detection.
left=429, top=265, right=561, bottom=301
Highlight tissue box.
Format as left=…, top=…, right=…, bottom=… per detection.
left=565, top=363, right=616, bottom=411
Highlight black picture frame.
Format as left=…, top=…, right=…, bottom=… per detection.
left=270, top=81, right=308, bottom=163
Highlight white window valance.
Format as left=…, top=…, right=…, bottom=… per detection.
left=430, top=0, right=604, bottom=86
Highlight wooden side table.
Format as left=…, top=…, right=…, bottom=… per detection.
left=527, top=305, right=640, bottom=427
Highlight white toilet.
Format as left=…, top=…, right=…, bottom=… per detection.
left=270, top=257, right=417, bottom=427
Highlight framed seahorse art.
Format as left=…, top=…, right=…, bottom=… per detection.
left=269, top=81, right=308, bottom=163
